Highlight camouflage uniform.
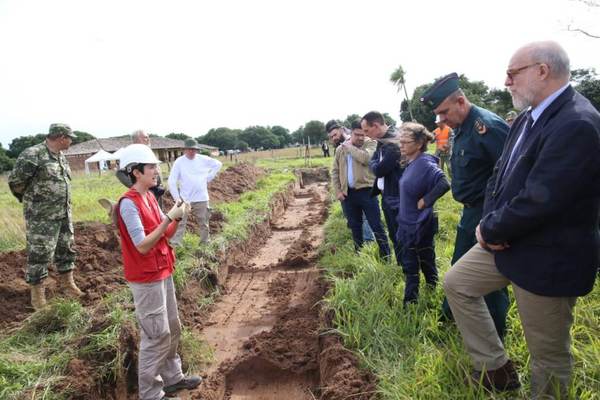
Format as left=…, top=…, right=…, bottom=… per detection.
left=8, top=141, right=76, bottom=284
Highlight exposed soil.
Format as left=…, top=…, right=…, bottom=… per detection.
left=1, top=167, right=377, bottom=400
left=184, top=168, right=376, bottom=400
left=0, top=163, right=263, bottom=331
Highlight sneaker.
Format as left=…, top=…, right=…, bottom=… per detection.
left=163, top=375, right=202, bottom=394
left=161, top=396, right=180, bottom=400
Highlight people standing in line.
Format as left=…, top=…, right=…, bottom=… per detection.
left=396, top=122, right=450, bottom=305
left=321, top=141, right=330, bottom=157
left=168, top=139, right=222, bottom=245
left=361, top=111, right=404, bottom=267
left=115, top=144, right=201, bottom=400
left=432, top=115, right=453, bottom=176
left=326, top=119, right=375, bottom=243
left=444, top=41, right=600, bottom=398
left=8, top=123, right=83, bottom=310
left=331, top=120, right=391, bottom=259
left=420, top=73, right=510, bottom=339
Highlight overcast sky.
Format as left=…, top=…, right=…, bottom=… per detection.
left=0, top=0, right=598, bottom=146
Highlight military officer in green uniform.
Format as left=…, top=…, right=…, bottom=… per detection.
left=421, top=73, right=510, bottom=339
left=8, top=123, right=83, bottom=310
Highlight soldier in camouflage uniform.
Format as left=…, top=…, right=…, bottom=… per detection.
left=8, top=123, right=83, bottom=310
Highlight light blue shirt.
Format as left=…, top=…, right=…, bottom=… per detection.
left=508, top=83, right=570, bottom=165
left=346, top=154, right=354, bottom=188
left=531, top=83, right=570, bottom=126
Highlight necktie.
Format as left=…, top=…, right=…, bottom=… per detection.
left=504, top=111, right=533, bottom=177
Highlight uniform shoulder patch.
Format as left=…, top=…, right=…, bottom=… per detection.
left=474, top=118, right=487, bottom=135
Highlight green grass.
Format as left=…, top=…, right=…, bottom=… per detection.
left=0, top=174, right=123, bottom=252
left=320, top=195, right=600, bottom=399
left=0, top=168, right=297, bottom=399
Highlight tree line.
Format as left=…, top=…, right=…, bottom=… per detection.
left=1, top=68, right=598, bottom=173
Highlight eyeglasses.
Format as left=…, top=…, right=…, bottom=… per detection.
left=506, top=63, right=541, bottom=80
left=398, top=140, right=415, bottom=146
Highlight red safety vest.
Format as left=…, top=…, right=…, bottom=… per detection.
left=117, top=188, right=175, bottom=283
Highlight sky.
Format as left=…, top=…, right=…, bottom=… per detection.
left=0, top=0, right=598, bottom=146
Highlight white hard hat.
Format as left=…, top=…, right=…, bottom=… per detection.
left=119, top=144, right=161, bottom=172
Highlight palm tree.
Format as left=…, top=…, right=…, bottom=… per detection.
left=390, top=65, right=414, bottom=121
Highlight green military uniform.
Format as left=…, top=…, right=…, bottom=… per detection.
left=8, top=141, right=76, bottom=284
left=421, top=73, right=510, bottom=339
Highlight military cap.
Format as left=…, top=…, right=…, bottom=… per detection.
left=420, top=73, right=460, bottom=109
left=184, top=138, right=200, bottom=149
left=325, top=120, right=341, bottom=133
left=49, top=123, right=77, bottom=138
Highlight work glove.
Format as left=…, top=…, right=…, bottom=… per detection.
left=167, top=201, right=186, bottom=221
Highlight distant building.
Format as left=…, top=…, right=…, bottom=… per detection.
left=64, top=137, right=219, bottom=171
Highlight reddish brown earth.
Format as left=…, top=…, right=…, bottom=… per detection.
left=184, top=169, right=376, bottom=400
left=0, top=163, right=263, bottom=331
left=1, top=167, right=377, bottom=400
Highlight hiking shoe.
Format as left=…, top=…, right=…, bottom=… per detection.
left=468, top=359, right=521, bottom=392
left=164, top=375, right=202, bottom=394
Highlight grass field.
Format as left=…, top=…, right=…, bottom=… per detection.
left=0, top=148, right=328, bottom=252
left=2, top=150, right=598, bottom=399
left=319, top=194, right=600, bottom=399
left=0, top=166, right=296, bottom=399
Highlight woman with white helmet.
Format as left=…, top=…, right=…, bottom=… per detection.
left=116, top=144, right=201, bottom=400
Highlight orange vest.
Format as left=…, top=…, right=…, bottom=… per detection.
left=433, top=126, right=451, bottom=150
left=117, top=188, right=175, bottom=283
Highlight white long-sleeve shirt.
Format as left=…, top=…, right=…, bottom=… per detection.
left=168, top=154, right=222, bottom=202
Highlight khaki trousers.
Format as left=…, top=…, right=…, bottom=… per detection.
left=129, top=276, right=184, bottom=400
left=443, top=244, right=576, bottom=399
left=170, top=201, right=210, bottom=245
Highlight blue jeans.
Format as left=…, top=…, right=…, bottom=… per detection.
left=362, top=216, right=374, bottom=241
left=400, top=229, right=437, bottom=305
left=341, top=188, right=391, bottom=259
left=381, top=196, right=402, bottom=266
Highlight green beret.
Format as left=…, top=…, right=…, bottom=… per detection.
left=49, top=123, right=76, bottom=138
left=420, top=73, right=460, bottom=109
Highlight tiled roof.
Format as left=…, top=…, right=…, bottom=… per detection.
left=64, top=137, right=217, bottom=156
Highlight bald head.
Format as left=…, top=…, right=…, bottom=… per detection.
left=506, top=41, right=571, bottom=110
left=516, top=41, right=570, bottom=81
left=131, top=130, right=150, bottom=145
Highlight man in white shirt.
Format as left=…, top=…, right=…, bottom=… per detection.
left=168, top=139, right=222, bottom=245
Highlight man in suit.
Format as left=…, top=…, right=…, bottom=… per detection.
left=444, top=41, right=600, bottom=398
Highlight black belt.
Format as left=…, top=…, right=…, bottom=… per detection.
left=348, top=187, right=370, bottom=192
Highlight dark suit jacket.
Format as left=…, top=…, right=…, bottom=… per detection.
left=481, top=86, right=600, bottom=297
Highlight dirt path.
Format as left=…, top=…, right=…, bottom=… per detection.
left=189, top=181, right=326, bottom=399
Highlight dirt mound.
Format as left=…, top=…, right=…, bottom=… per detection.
left=208, top=163, right=265, bottom=203
left=319, top=334, right=378, bottom=400
left=0, top=222, right=125, bottom=330
left=278, top=232, right=315, bottom=268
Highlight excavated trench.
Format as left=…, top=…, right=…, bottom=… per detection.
left=184, top=168, right=376, bottom=400
left=0, top=166, right=376, bottom=399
